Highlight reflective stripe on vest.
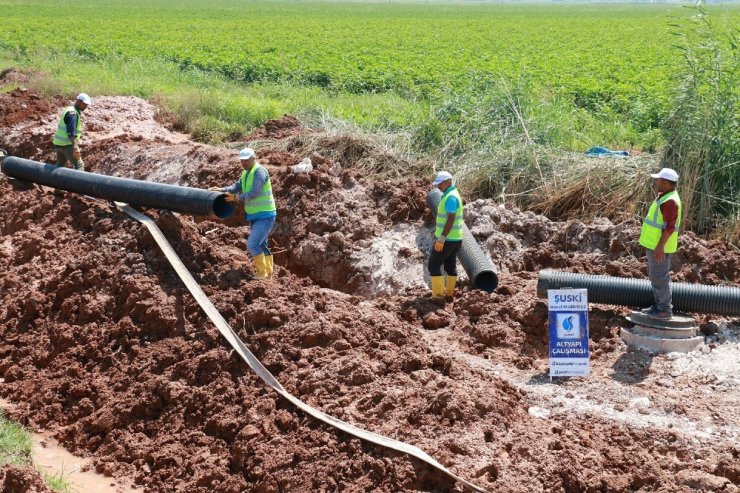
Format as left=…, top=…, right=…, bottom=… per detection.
left=240, top=164, right=276, bottom=215
left=638, top=190, right=682, bottom=253
left=52, top=106, right=83, bottom=146
left=434, top=186, right=464, bottom=241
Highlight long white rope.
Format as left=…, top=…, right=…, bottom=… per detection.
left=115, top=203, right=487, bottom=493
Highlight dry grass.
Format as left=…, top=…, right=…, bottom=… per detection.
left=255, top=114, right=419, bottom=177
left=528, top=155, right=656, bottom=222
left=453, top=146, right=661, bottom=224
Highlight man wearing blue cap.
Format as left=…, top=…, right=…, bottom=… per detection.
left=216, top=148, right=277, bottom=280
left=428, top=171, right=465, bottom=303
left=52, top=93, right=91, bottom=171
left=639, top=167, right=682, bottom=319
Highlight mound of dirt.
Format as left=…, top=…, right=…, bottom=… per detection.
left=246, top=115, right=302, bottom=141
left=0, top=68, right=31, bottom=85
left=0, top=465, right=53, bottom=493
left=1, top=85, right=739, bottom=493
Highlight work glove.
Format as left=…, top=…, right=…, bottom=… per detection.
left=72, top=146, right=81, bottom=161
left=225, top=193, right=239, bottom=203
left=434, top=235, right=445, bottom=252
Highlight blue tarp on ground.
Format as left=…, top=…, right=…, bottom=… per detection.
left=585, top=146, right=630, bottom=157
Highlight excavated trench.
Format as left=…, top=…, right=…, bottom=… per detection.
left=1, top=80, right=739, bottom=493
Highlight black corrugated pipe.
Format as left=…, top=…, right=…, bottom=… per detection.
left=427, top=188, right=498, bottom=293
left=537, top=270, right=740, bottom=317
left=1, top=157, right=234, bottom=219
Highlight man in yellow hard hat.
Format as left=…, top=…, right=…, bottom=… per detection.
left=216, top=148, right=277, bottom=279
left=639, top=167, right=682, bottom=320
left=428, top=171, right=464, bottom=303
left=51, top=93, right=91, bottom=171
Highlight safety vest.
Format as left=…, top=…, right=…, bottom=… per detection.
left=435, top=186, right=464, bottom=241
left=52, top=106, right=83, bottom=146
left=240, top=164, right=276, bottom=216
left=639, top=190, right=682, bottom=253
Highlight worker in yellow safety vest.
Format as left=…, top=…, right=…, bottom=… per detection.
left=214, top=148, right=277, bottom=280
left=638, top=167, right=682, bottom=320
left=428, top=171, right=465, bottom=303
left=51, top=93, right=91, bottom=171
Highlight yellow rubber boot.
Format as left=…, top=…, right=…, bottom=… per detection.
left=445, top=275, right=457, bottom=299
left=264, top=255, right=274, bottom=278
left=252, top=254, right=267, bottom=279
left=431, top=276, right=445, bottom=303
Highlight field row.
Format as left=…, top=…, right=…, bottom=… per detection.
left=5, top=1, right=737, bottom=108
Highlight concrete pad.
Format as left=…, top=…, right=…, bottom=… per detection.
left=630, top=324, right=698, bottom=339
left=620, top=327, right=704, bottom=354
left=627, top=311, right=697, bottom=329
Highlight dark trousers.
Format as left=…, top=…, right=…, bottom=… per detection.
left=428, top=240, right=462, bottom=276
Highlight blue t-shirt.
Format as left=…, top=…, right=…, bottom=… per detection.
left=445, top=195, right=459, bottom=214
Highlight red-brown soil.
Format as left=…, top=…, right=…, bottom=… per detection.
left=0, top=464, right=53, bottom=493
left=0, top=82, right=738, bottom=493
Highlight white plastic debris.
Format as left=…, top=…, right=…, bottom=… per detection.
left=628, top=397, right=651, bottom=410
left=291, top=157, right=313, bottom=174
left=528, top=406, right=551, bottom=419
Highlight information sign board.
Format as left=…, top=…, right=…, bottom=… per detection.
left=548, top=289, right=589, bottom=377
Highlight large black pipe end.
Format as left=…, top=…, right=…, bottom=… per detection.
left=536, top=273, right=551, bottom=298
left=211, top=194, right=235, bottom=220
left=473, top=270, right=498, bottom=293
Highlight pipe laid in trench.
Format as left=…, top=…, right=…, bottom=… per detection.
left=537, top=270, right=740, bottom=317
left=427, top=188, right=498, bottom=293
left=1, top=156, right=234, bottom=219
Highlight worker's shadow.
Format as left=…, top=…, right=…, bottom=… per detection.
left=610, top=348, right=655, bottom=384
left=416, top=225, right=435, bottom=287
left=526, top=372, right=573, bottom=385
left=400, top=296, right=446, bottom=320
left=5, top=176, right=36, bottom=191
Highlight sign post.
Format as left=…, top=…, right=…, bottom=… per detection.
left=548, top=289, right=590, bottom=378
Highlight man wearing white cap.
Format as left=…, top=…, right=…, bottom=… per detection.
left=428, top=171, right=465, bottom=303
left=639, top=167, right=682, bottom=319
left=216, top=148, right=277, bottom=279
left=51, top=93, right=91, bottom=171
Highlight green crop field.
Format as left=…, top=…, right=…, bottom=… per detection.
left=2, top=0, right=737, bottom=146
left=0, top=1, right=695, bottom=101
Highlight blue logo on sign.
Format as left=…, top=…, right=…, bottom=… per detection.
left=556, top=313, right=580, bottom=339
